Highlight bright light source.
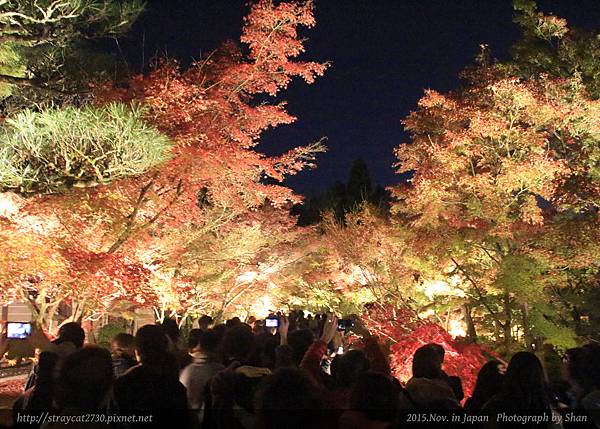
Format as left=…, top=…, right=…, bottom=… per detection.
left=0, top=193, right=20, bottom=217
left=18, top=215, right=59, bottom=234
left=251, top=295, right=273, bottom=318
left=422, top=280, right=451, bottom=299
left=334, top=264, right=370, bottom=287
left=448, top=319, right=467, bottom=338
left=259, top=263, right=279, bottom=275
left=349, top=265, right=370, bottom=286
left=421, top=276, right=465, bottom=299
left=237, top=271, right=258, bottom=283
left=418, top=308, right=435, bottom=318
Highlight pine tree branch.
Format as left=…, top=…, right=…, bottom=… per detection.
left=0, top=73, right=66, bottom=95
left=0, top=73, right=36, bottom=86
left=0, top=32, right=50, bottom=43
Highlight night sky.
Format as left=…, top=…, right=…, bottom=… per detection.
left=114, top=0, right=600, bottom=195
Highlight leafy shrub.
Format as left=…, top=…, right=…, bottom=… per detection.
left=97, top=321, right=130, bottom=349
left=0, top=103, right=171, bottom=193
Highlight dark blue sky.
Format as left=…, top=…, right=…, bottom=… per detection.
left=117, top=0, right=600, bottom=195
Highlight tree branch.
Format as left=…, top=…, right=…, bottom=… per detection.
left=107, top=179, right=155, bottom=254
left=0, top=73, right=66, bottom=95
left=451, top=257, right=506, bottom=328
left=108, top=179, right=184, bottom=254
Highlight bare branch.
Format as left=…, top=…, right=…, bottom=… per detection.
left=451, top=257, right=505, bottom=328
left=107, top=179, right=155, bottom=254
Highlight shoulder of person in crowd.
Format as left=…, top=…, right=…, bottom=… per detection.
left=235, top=365, right=271, bottom=378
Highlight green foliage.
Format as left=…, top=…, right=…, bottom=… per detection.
left=0, top=1, right=144, bottom=39
left=382, top=2, right=600, bottom=353
left=529, top=308, right=578, bottom=351
left=96, top=321, right=128, bottom=348
left=509, top=0, right=600, bottom=98
left=0, top=103, right=172, bottom=193
left=0, top=0, right=144, bottom=104
left=512, top=0, right=536, bottom=14
left=494, top=255, right=543, bottom=296
left=0, top=42, right=26, bottom=96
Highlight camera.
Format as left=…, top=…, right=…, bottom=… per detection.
left=265, top=317, right=279, bottom=328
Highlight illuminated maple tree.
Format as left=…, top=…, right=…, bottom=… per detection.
left=362, top=304, right=494, bottom=398
left=391, top=3, right=600, bottom=351
left=147, top=203, right=309, bottom=323
left=95, top=0, right=328, bottom=223
left=0, top=0, right=327, bottom=324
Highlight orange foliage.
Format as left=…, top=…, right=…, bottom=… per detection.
left=0, top=0, right=327, bottom=322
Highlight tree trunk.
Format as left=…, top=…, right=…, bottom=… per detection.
left=571, top=307, right=582, bottom=335
left=522, top=303, right=534, bottom=351
left=87, top=320, right=97, bottom=344
left=463, top=303, right=477, bottom=342
left=212, top=308, right=225, bottom=325
left=502, top=292, right=512, bottom=352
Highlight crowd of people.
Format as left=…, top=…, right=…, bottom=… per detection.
left=5, top=310, right=600, bottom=428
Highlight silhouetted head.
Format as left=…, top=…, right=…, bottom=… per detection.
left=199, top=329, right=222, bottom=355
left=350, top=372, right=400, bottom=421
left=222, top=323, right=255, bottom=363
left=412, top=345, right=443, bottom=379
left=57, top=346, right=113, bottom=410
left=425, top=343, right=445, bottom=365
left=332, top=349, right=370, bottom=389
left=56, top=322, right=85, bottom=348
left=135, top=324, right=168, bottom=365
left=288, top=329, right=315, bottom=365
left=187, top=328, right=203, bottom=350
left=577, top=343, right=600, bottom=393
left=470, top=360, right=504, bottom=406
left=36, top=351, right=59, bottom=390
left=503, top=351, right=549, bottom=409
left=255, top=367, right=322, bottom=429
left=564, top=347, right=586, bottom=386
left=255, top=332, right=279, bottom=369
left=28, top=351, right=59, bottom=410
left=198, top=315, right=214, bottom=331
left=225, top=317, right=242, bottom=329
left=212, top=323, right=227, bottom=343
left=111, top=333, right=135, bottom=358
left=160, top=318, right=180, bottom=343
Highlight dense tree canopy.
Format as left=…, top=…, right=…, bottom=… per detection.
left=388, top=1, right=600, bottom=351
left=0, top=103, right=171, bottom=192
left=0, top=0, right=328, bottom=325
left=0, top=0, right=599, bottom=370
left=0, top=0, right=143, bottom=106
